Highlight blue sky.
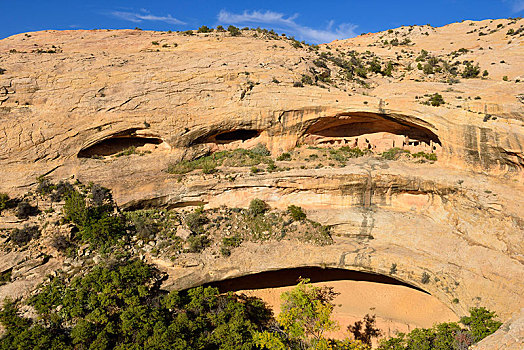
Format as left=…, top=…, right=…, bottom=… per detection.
left=1, top=1, right=523, bottom=43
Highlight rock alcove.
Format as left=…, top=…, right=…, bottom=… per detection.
left=302, top=113, right=442, bottom=154
left=78, top=129, right=167, bottom=158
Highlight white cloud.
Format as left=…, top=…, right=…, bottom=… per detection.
left=512, top=0, right=524, bottom=12
left=217, top=10, right=357, bottom=44
left=110, top=10, right=185, bottom=25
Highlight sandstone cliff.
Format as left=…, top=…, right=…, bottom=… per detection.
left=0, top=18, right=523, bottom=339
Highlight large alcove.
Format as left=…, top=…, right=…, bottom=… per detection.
left=78, top=129, right=165, bottom=158
left=302, top=113, right=442, bottom=154
left=207, top=267, right=457, bottom=339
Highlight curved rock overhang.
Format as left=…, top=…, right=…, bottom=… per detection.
left=205, top=266, right=428, bottom=294
left=300, top=112, right=441, bottom=153
left=77, top=128, right=165, bottom=158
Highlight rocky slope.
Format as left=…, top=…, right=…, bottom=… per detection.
left=0, top=18, right=523, bottom=340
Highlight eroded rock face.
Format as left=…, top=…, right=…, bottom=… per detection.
left=0, top=18, right=523, bottom=326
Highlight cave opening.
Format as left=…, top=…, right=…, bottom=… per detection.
left=78, top=133, right=164, bottom=158
left=303, top=113, right=441, bottom=154
left=214, top=129, right=261, bottom=143
left=206, top=267, right=426, bottom=293
left=194, top=129, right=262, bottom=145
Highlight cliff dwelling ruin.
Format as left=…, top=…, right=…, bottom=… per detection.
left=302, top=113, right=442, bottom=154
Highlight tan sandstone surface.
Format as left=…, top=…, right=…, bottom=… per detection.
left=0, top=18, right=523, bottom=340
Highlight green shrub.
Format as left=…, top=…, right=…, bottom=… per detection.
left=186, top=234, right=210, bottom=253
left=383, top=61, right=393, bottom=76
left=428, top=92, right=445, bottom=106
left=185, top=206, right=208, bottom=234
left=423, top=63, right=434, bottom=74
left=503, top=75, right=509, bottom=81
left=381, top=148, right=410, bottom=160
left=151, top=41, right=159, bottom=45
left=460, top=307, right=502, bottom=342
left=0, top=270, right=11, bottom=286
left=277, top=152, right=292, bottom=161
left=0, top=193, right=11, bottom=212
left=412, top=152, right=437, bottom=161
left=197, top=25, right=213, bottom=33
left=114, top=146, right=137, bottom=157
left=482, top=69, right=489, bottom=77
left=201, top=159, right=217, bottom=174
left=288, top=205, right=306, bottom=221
left=63, top=190, right=125, bottom=247
left=293, top=81, right=304, bottom=87
left=301, top=75, right=313, bottom=85
left=251, top=143, right=270, bottom=156
left=216, top=25, right=225, bottom=32
left=249, top=198, right=269, bottom=216
left=228, top=25, right=241, bottom=36
left=222, top=234, right=243, bottom=248
left=461, top=62, right=480, bottom=78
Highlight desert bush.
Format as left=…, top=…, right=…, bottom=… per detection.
left=249, top=198, right=269, bottom=216
left=251, top=143, right=270, bottom=156
left=423, top=63, right=434, bottom=74
left=412, top=151, right=437, bottom=161
left=503, top=75, right=509, bottom=81
left=228, top=25, right=241, bottom=36
left=313, top=59, right=327, bottom=68
left=381, top=148, right=410, bottom=160
left=293, top=81, right=304, bottom=87
left=10, top=225, right=40, bottom=246
left=0, top=193, right=12, bottom=213
left=288, top=205, right=306, bottom=221
left=461, top=62, right=480, bottom=78
left=15, top=201, right=38, bottom=219
left=421, top=272, right=431, bottom=284
left=423, top=92, right=445, bottom=106
left=197, top=25, right=213, bottom=33
left=63, top=190, right=125, bottom=247
left=0, top=270, right=11, bottom=286
left=90, top=184, right=110, bottom=206
left=50, top=181, right=75, bottom=202
left=185, top=206, right=208, bottom=234
left=277, top=152, right=292, bottom=161
left=216, top=25, right=225, bottom=32
left=222, top=234, right=243, bottom=255
left=301, top=74, right=313, bottom=85
left=186, top=234, right=210, bottom=253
